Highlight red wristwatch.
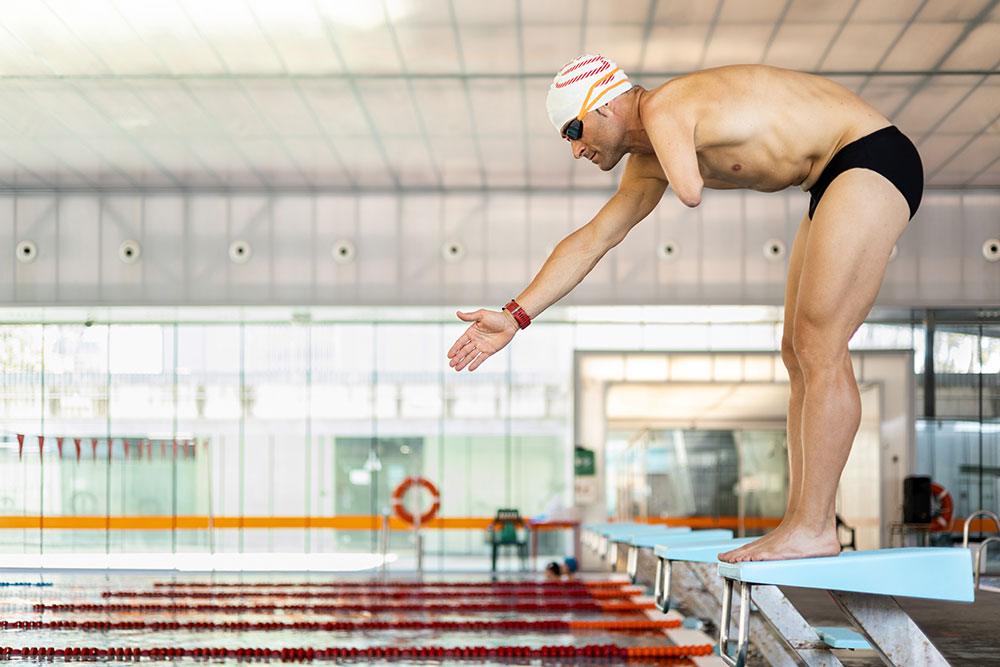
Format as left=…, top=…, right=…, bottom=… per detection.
left=504, top=300, right=531, bottom=329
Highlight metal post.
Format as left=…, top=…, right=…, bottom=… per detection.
left=415, top=507, right=423, bottom=577
left=380, top=509, right=390, bottom=580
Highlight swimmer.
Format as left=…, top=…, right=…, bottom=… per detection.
left=544, top=557, right=579, bottom=581
left=447, top=56, right=922, bottom=563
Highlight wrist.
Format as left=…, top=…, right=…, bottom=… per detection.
left=503, top=299, right=531, bottom=330
left=501, top=308, right=520, bottom=331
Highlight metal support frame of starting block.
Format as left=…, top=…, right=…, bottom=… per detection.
left=584, top=523, right=641, bottom=561
left=653, top=539, right=811, bottom=667
left=717, top=547, right=975, bottom=667
left=605, top=525, right=691, bottom=570
left=626, top=529, right=733, bottom=584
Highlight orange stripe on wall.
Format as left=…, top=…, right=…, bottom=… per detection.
left=0, top=516, right=495, bottom=531
left=1, top=515, right=993, bottom=533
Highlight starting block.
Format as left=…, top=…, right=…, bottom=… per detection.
left=603, top=525, right=691, bottom=570
left=653, top=538, right=812, bottom=667
left=717, top=547, right=975, bottom=667
left=582, top=523, right=640, bottom=560
left=626, top=529, right=734, bottom=583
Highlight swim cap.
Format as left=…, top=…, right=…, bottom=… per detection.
left=547, top=54, right=632, bottom=133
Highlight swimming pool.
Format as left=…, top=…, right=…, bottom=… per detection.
left=0, top=574, right=713, bottom=664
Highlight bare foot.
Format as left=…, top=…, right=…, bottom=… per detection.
left=718, top=526, right=785, bottom=562
left=725, top=526, right=840, bottom=563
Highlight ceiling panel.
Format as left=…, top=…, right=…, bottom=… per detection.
left=718, top=0, right=789, bottom=25
left=932, top=134, right=1000, bottom=183
left=584, top=25, right=646, bottom=72
left=821, top=23, right=905, bottom=70
left=934, top=83, right=1000, bottom=133
left=641, top=25, right=713, bottom=72
left=762, top=23, right=840, bottom=70
left=0, top=0, right=996, bottom=190
left=940, top=22, right=1000, bottom=70
left=880, top=23, right=967, bottom=71
left=110, top=1, right=227, bottom=75
left=894, top=76, right=983, bottom=135
left=702, top=25, right=772, bottom=68
left=654, top=0, right=721, bottom=25
left=43, top=0, right=167, bottom=75
left=917, top=0, right=991, bottom=22
left=784, top=0, right=855, bottom=25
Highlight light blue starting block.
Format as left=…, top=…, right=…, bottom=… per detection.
left=584, top=522, right=641, bottom=558
left=626, top=529, right=733, bottom=583
left=602, top=524, right=690, bottom=570
left=652, top=537, right=754, bottom=613
left=717, top=547, right=975, bottom=667
left=655, top=538, right=865, bottom=667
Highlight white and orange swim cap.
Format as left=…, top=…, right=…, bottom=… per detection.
left=546, top=54, right=632, bottom=133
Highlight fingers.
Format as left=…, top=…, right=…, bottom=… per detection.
left=449, top=338, right=489, bottom=371
left=447, top=330, right=472, bottom=359
left=449, top=311, right=492, bottom=372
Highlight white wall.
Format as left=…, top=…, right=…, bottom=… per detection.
left=2, top=189, right=998, bottom=307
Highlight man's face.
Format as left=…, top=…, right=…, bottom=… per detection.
left=562, top=106, right=627, bottom=171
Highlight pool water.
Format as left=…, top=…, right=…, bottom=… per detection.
left=0, top=574, right=707, bottom=665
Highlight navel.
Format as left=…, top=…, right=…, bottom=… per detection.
left=731, top=163, right=742, bottom=172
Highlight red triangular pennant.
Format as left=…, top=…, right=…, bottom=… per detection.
left=124, top=439, right=130, bottom=459
left=17, top=434, right=24, bottom=460
left=37, top=435, right=44, bottom=460
left=91, top=438, right=98, bottom=461
left=57, top=437, right=64, bottom=458
left=74, top=438, right=81, bottom=462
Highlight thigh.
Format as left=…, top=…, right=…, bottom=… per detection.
left=782, top=213, right=811, bottom=350
left=794, top=168, right=910, bottom=346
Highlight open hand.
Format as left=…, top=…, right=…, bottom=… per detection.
left=447, top=309, right=518, bottom=371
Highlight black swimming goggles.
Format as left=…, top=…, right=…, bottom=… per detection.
left=563, top=118, right=583, bottom=141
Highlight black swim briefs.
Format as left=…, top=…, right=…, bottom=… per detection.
left=808, top=126, right=923, bottom=220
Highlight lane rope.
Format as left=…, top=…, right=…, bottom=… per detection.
left=0, top=643, right=714, bottom=661
left=0, top=619, right=680, bottom=633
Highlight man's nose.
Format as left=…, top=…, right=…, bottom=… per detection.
left=570, top=140, right=585, bottom=159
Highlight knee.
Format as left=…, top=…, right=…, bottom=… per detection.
left=790, top=319, right=847, bottom=378
left=780, top=336, right=802, bottom=382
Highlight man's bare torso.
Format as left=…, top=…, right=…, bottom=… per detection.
left=631, top=65, right=891, bottom=194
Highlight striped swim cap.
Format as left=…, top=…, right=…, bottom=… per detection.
left=547, top=54, right=632, bottom=133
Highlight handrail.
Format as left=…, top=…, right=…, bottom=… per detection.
left=963, top=510, right=1000, bottom=591
left=973, top=537, right=1000, bottom=590
left=962, top=510, right=1000, bottom=548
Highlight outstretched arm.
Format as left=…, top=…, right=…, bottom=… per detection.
left=448, top=157, right=667, bottom=371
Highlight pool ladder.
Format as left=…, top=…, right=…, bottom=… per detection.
left=962, top=509, right=1000, bottom=593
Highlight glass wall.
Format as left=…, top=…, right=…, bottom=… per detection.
left=1, top=306, right=996, bottom=561
left=609, top=428, right=785, bottom=535
left=915, top=321, right=1000, bottom=551
left=0, top=315, right=572, bottom=562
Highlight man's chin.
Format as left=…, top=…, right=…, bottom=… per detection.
left=595, top=152, right=624, bottom=171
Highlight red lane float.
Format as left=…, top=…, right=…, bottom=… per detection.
left=153, top=580, right=629, bottom=588
left=0, top=618, right=680, bottom=633
left=102, top=587, right=642, bottom=599
left=34, top=600, right=655, bottom=614
left=0, top=643, right=714, bottom=661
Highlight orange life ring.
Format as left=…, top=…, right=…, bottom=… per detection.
left=392, top=476, right=440, bottom=525
left=929, top=482, right=954, bottom=531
